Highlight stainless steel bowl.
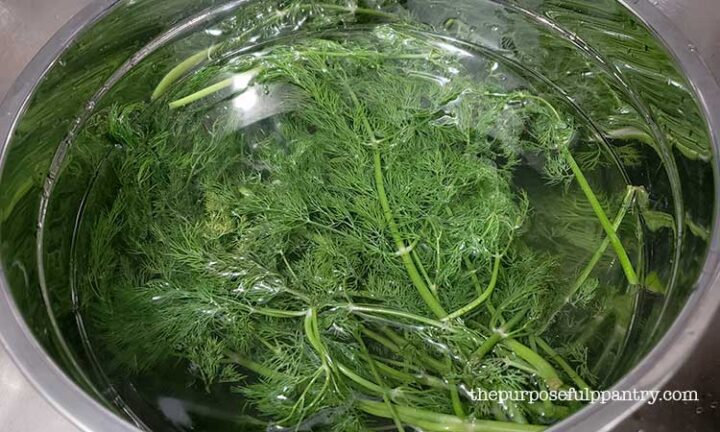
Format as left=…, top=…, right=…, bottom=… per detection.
left=1, top=1, right=719, bottom=431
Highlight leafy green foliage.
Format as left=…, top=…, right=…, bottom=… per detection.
left=77, top=4, right=642, bottom=431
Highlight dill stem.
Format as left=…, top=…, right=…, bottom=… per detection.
left=372, top=149, right=447, bottom=318
left=379, top=327, right=447, bottom=373
left=520, top=92, right=638, bottom=285
left=538, top=186, right=636, bottom=335
left=526, top=401, right=571, bottom=420
left=505, top=400, right=529, bottom=424
left=364, top=329, right=460, bottom=389
left=474, top=332, right=503, bottom=361
left=570, top=185, right=636, bottom=297
left=564, top=149, right=639, bottom=285
left=362, top=327, right=400, bottom=352
left=237, top=303, right=307, bottom=318
left=606, top=127, right=654, bottom=145
left=503, top=357, right=541, bottom=376
left=357, top=400, right=545, bottom=432
left=344, top=80, right=446, bottom=318
left=346, top=304, right=451, bottom=329
left=356, top=331, right=407, bottom=432
left=371, top=359, right=448, bottom=391
left=450, top=380, right=465, bottom=418
left=226, top=352, right=282, bottom=379
left=444, top=254, right=501, bottom=321
left=153, top=3, right=398, bottom=100
left=168, top=77, right=234, bottom=109
left=534, top=337, right=592, bottom=391
left=465, top=256, right=486, bottom=295
left=167, top=50, right=432, bottom=109
left=472, top=310, right=525, bottom=360
left=152, top=49, right=214, bottom=100
left=446, top=355, right=465, bottom=419
left=303, top=308, right=338, bottom=380
left=412, top=249, right=437, bottom=298
left=337, top=362, right=383, bottom=394
left=503, top=339, right=563, bottom=390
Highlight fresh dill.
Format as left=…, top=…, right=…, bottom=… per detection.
left=77, top=2, right=646, bottom=431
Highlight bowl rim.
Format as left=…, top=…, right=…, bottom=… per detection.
left=1, top=1, right=719, bottom=431
left=0, top=4, right=139, bottom=431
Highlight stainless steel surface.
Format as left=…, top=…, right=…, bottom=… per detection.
left=0, top=349, right=78, bottom=431
left=0, top=3, right=92, bottom=431
left=0, top=1, right=719, bottom=431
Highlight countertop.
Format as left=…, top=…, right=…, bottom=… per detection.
left=1, top=0, right=719, bottom=431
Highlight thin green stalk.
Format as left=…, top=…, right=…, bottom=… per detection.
left=372, top=359, right=417, bottom=382
left=444, top=255, right=501, bottom=320
left=153, top=49, right=215, bottom=100
left=606, top=127, right=654, bottom=145
left=167, top=51, right=432, bottom=109
left=412, top=249, right=438, bottom=298
left=503, top=339, right=563, bottom=390
left=450, top=380, right=465, bottom=418
left=445, top=355, right=465, bottom=419
left=234, top=303, right=307, bottom=318
left=280, top=366, right=328, bottom=425
left=466, top=255, right=486, bottom=295
left=380, top=327, right=447, bottom=373
left=521, top=93, right=638, bottom=285
left=372, top=150, right=447, bottom=318
left=474, top=332, right=503, bottom=361
left=534, top=337, right=591, bottom=391
left=492, top=403, right=510, bottom=422
left=358, top=400, right=545, bottom=432
left=472, top=310, right=526, bottom=360
left=346, top=304, right=451, bottom=330
left=502, top=357, right=542, bottom=376
left=304, top=308, right=337, bottom=377
left=362, top=327, right=400, bottom=352
left=371, top=359, right=448, bottom=391
left=226, top=352, right=283, bottom=379
left=168, top=77, right=234, bottom=109
left=564, top=149, right=638, bottom=285
left=505, top=400, right=528, bottom=425
left=526, top=401, right=571, bottom=420
left=337, top=362, right=383, bottom=394
left=341, top=82, right=446, bottom=318
left=570, top=186, right=636, bottom=297
left=356, top=330, right=406, bottom=432
left=152, top=3, right=398, bottom=100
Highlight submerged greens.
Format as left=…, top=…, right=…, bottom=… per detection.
left=77, top=3, right=646, bottom=431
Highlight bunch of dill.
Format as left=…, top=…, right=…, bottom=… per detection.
left=78, top=3, right=643, bottom=431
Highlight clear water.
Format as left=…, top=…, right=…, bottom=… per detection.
left=16, top=1, right=712, bottom=431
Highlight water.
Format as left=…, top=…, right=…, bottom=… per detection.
left=28, top=1, right=711, bottom=431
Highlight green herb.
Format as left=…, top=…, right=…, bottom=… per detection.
left=79, top=3, right=644, bottom=430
